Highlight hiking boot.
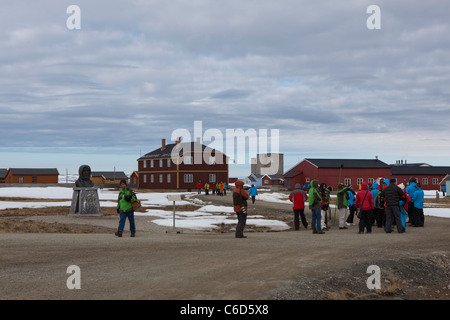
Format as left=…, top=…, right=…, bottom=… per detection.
left=115, top=231, right=123, bottom=237
left=130, top=233, right=135, bottom=237
left=317, top=230, right=325, bottom=234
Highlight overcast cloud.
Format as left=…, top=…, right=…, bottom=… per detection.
left=1, top=0, right=449, bottom=176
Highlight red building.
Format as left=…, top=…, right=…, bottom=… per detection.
left=391, top=165, right=450, bottom=190
left=137, top=138, right=228, bottom=190
left=283, top=158, right=391, bottom=191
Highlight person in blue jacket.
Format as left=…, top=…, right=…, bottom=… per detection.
left=442, top=185, right=446, bottom=197
left=405, top=178, right=417, bottom=225
left=411, top=183, right=424, bottom=227
left=345, top=185, right=356, bottom=226
left=249, top=184, right=258, bottom=204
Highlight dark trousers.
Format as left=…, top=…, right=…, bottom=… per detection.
left=347, top=205, right=356, bottom=223
left=235, top=211, right=247, bottom=238
left=413, top=207, right=424, bottom=227
left=293, top=209, right=308, bottom=230
left=408, top=202, right=415, bottom=225
left=374, top=208, right=385, bottom=228
left=385, top=206, right=404, bottom=233
left=251, top=196, right=256, bottom=204
left=359, top=210, right=373, bottom=233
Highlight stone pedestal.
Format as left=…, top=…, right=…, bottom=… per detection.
left=69, top=187, right=102, bottom=216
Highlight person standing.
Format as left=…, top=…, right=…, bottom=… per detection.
left=355, top=182, right=374, bottom=234
left=346, top=185, right=356, bottom=226
left=308, top=180, right=324, bottom=234
left=115, top=179, right=137, bottom=237
left=249, top=184, right=258, bottom=204
left=442, top=185, right=446, bottom=197
left=204, top=182, right=210, bottom=195
left=197, top=180, right=202, bottom=195
left=406, top=178, right=417, bottom=225
left=233, top=180, right=249, bottom=238
left=382, top=178, right=406, bottom=233
left=319, top=183, right=330, bottom=231
left=336, top=183, right=349, bottom=229
left=219, top=181, right=225, bottom=196
left=289, top=183, right=309, bottom=230
left=411, top=183, right=425, bottom=227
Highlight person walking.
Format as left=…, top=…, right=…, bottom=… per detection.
left=289, top=183, right=309, bottom=230
left=204, top=182, right=210, bottom=195
left=411, top=183, right=425, bottom=227
left=382, top=178, right=406, bottom=233
left=442, top=185, right=446, bottom=197
left=355, top=182, right=374, bottom=234
left=308, top=180, right=324, bottom=234
left=233, top=180, right=249, bottom=238
left=336, top=183, right=349, bottom=229
left=249, top=184, right=258, bottom=204
left=319, top=183, right=330, bottom=231
left=115, top=179, right=137, bottom=237
left=219, top=181, right=225, bottom=196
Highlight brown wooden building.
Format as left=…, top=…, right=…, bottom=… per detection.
left=91, top=171, right=128, bottom=185
left=4, top=168, right=59, bottom=184
left=137, top=138, right=228, bottom=190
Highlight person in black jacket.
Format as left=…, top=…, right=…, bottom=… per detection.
left=382, top=178, right=406, bottom=233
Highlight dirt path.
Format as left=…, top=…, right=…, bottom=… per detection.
left=1, top=193, right=450, bottom=300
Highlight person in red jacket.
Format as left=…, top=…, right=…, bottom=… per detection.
left=355, top=182, right=374, bottom=234
left=197, top=181, right=202, bottom=194
left=289, top=183, right=309, bottom=230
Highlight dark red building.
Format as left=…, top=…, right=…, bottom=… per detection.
left=137, top=138, right=228, bottom=190
left=283, top=158, right=391, bottom=191
left=390, top=165, right=450, bottom=190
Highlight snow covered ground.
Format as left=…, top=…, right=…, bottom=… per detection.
left=0, top=187, right=290, bottom=231
left=0, top=187, right=448, bottom=230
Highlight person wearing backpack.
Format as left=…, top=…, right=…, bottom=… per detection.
left=289, top=183, right=309, bottom=230
left=115, top=179, right=137, bottom=237
left=355, top=182, right=374, bottom=234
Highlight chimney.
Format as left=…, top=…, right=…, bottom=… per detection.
left=161, top=138, right=166, bottom=151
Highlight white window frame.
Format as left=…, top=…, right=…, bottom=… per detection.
left=344, top=178, right=351, bottom=186
left=422, top=178, right=428, bottom=185
left=159, top=174, right=163, bottom=183
left=209, top=174, right=216, bottom=183
left=150, top=174, right=154, bottom=183
left=184, top=174, right=193, bottom=183
left=167, top=174, right=171, bottom=183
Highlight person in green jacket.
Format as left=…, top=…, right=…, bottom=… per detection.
left=115, top=179, right=137, bottom=237
left=336, top=183, right=349, bottom=229
left=308, top=180, right=324, bottom=234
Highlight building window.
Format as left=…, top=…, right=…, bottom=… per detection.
left=306, top=178, right=310, bottom=183
left=184, top=174, right=193, bottom=183
left=159, top=174, right=163, bottom=183
left=344, top=178, right=351, bottom=186
left=32, top=176, right=37, bottom=183
left=433, top=178, right=438, bottom=185
left=143, top=160, right=147, bottom=169
left=422, top=178, right=428, bottom=185
left=368, top=178, right=374, bottom=184
left=150, top=174, right=154, bottom=183
left=143, top=174, right=147, bottom=183
left=357, top=178, right=363, bottom=185
left=184, top=156, right=193, bottom=165
left=19, top=177, right=24, bottom=184
left=167, top=159, right=171, bottom=167
left=209, top=174, right=216, bottom=183
left=159, top=159, right=163, bottom=167
left=150, top=160, right=154, bottom=168
left=167, top=174, right=171, bottom=183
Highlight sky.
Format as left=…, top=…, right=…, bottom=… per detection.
left=1, top=0, right=450, bottom=178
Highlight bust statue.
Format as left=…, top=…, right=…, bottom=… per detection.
left=75, top=165, right=95, bottom=188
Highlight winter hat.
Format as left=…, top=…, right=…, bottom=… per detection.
left=120, top=179, right=127, bottom=185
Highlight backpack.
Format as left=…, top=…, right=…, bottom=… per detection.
left=375, top=191, right=384, bottom=209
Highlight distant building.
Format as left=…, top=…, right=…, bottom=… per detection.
left=391, top=165, right=450, bottom=190
left=0, top=169, right=7, bottom=183
left=4, top=168, right=59, bottom=184
left=251, top=153, right=284, bottom=176
left=91, top=171, right=128, bottom=185
left=137, top=138, right=228, bottom=190
left=283, top=159, right=391, bottom=190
